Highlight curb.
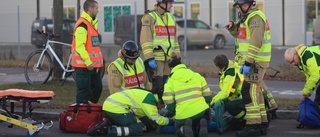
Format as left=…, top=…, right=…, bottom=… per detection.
left=276, top=110, right=299, bottom=119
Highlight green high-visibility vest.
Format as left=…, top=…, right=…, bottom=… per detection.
left=103, top=89, right=170, bottom=125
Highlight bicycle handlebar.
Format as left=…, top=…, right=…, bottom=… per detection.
left=36, top=29, right=60, bottom=40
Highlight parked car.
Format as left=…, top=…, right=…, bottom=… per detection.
left=313, top=18, right=320, bottom=45
left=31, top=18, right=76, bottom=48
left=176, top=19, right=228, bottom=49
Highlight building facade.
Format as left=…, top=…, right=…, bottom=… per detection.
left=0, top=0, right=318, bottom=46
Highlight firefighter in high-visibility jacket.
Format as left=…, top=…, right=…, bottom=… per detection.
left=107, top=40, right=151, bottom=94
left=163, top=57, right=213, bottom=137
left=86, top=88, right=173, bottom=136
left=140, top=0, right=180, bottom=100
left=71, top=0, right=103, bottom=104
left=284, top=44, right=320, bottom=106
left=226, top=1, right=278, bottom=120
left=224, top=0, right=270, bottom=136
left=211, top=54, right=246, bottom=130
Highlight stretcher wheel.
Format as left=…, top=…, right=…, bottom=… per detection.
left=27, top=131, right=39, bottom=137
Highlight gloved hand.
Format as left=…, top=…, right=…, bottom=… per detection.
left=240, top=65, right=251, bottom=76
left=148, top=59, right=157, bottom=70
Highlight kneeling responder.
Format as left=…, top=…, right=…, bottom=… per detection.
left=87, top=88, right=173, bottom=136
left=163, top=56, right=213, bottom=137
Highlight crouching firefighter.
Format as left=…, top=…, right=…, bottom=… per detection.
left=107, top=40, right=151, bottom=94
left=140, top=0, right=181, bottom=101
left=87, top=88, right=174, bottom=136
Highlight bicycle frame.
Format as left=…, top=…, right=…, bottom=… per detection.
left=36, top=39, right=74, bottom=80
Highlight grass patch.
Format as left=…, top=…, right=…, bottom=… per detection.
left=0, top=56, right=304, bottom=110
left=0, top=81, right=300, bottom=110
left=274, top=97, right=300, bottom=110
left=0, top=80, right=110, bottom=109
left=186, top=62, right=306, bottom=82
left=0, top=58, right=25, bottom=68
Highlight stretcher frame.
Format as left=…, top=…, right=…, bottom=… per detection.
left=0, top=89, right=55, bottom=137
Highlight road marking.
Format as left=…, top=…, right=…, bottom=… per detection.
left=286, top=130, right=320, bottom=135
left=272, top=90, right=301, bottom=95
left=0, top=73, right=6, bottom=76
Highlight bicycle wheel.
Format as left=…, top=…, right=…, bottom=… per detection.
left=24, top=50, right=53, bottom=85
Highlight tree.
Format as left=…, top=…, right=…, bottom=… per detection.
left=52, top=0, right=63, bottom=80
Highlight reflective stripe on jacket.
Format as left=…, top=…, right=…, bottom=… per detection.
left=163, top=64, right=212, bottom=120
left=210, top=60, right=244, bottom=105
left=236, top=10, right=271, bottom=63
left=108, top=57, right=145, bottom=90
left=102, top=89, right=170, bottom=126
left=148, top=11, right=175, bottom=61
left=71, top=18, right=103, bottom=68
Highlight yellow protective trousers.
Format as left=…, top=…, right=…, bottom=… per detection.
left=241, top=66, right=268, bottom=125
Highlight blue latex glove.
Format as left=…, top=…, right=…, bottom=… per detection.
left=148, top=59, right=157, bottom=69
left=240, top=65, right=251, bottom=76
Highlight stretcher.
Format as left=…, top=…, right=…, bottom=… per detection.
left=0, top=89, right=55, bottom=137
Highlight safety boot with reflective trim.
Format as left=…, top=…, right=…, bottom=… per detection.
left=87, top=121, right=110, bottom=136
left=236, top=125, right=261, bottom=137
left=198, top=118, right=208, bottom=137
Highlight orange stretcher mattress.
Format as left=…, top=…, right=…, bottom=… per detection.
left=0, top=89, right=54, bottom=98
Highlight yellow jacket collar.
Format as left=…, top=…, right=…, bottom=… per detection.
left=81, top=11, right=93, bottom=23
left=171, top=64, right=186, bottom=73
left=294, top=44, right=307, bottom=55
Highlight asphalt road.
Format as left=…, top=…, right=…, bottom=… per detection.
left=0, top=119, right=319, bottom=137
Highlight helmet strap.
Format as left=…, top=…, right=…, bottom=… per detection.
left=124, top=58, right=129, bottom=70
left=157, top=2, right=169, bottom=13
left=238, top=1, right=254, bottom=23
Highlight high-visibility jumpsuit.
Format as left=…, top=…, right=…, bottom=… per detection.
left=163, top=64, right=213, bottom=136
left=103, top=88, right=172, bottom=136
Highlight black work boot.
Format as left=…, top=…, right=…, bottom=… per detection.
left=260, top=123, right=268, bottom=136
left=236, top=125, right=261, bottom=137
left=184, top=119, right=194, bottom=137
left=198, top=118, right=208, bottom=137
left=87, top=121, right=110, bottom=136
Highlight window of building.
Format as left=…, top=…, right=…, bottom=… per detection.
left=172, top=4, right=184, bottom=19
left=228, top=1, right=264, bottom=21
left=306, top=0, right=320, bottom=31
left=191, top=3, right=200, bottom=19
left=64, top=7, right=76, bottom=20
left=104, top=5, right=131, bottom=32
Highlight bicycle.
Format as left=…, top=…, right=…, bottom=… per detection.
left=24, top=30, right=105, bottom=85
